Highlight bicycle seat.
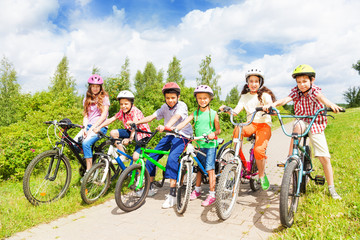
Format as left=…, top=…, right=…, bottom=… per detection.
left=247, top=134, right=256, bottom=142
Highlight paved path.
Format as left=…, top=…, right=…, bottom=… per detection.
left=8, top=124, right=293, bottom=240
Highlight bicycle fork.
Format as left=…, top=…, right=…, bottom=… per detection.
left=46, top=146, right=65, bottom=181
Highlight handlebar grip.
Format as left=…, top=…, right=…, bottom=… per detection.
left=255, top=107, right=263, bottom=111
left=325, top=107, right=346, bottom=113
left=164, top=126, right=173, bottom=133
left=73, top=124, right=84, bottom=129
left=44, top=121, right=53, bottom=124
left=223, top=106, right=232, bottom=112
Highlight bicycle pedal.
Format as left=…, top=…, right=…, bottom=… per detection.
left=314, top=175, right=325, bottom=185
left=277, top=163, right=285, bottom=168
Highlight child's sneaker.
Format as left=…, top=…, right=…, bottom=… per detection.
left=328, top=186, right=342, bottom=200
left=260, top=174, right=270, bottom=191
left=201, top=195, right=216, bottom=207
left=136, top=187, right=158, bottom=197
left=190, top=190, right=201, bottom=200
left=162, top=194, right=176, bottom=209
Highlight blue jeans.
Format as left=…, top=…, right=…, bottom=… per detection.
left=82, top=124, right=108, bottom=158
left=146, top=135, right=188, bottom=179
left=117, top=129, right=143, bottom=154
left=196, top=147, right=217, bottom=171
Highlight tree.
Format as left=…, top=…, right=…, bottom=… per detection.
left=0, top=57, right=22, bottom=126
left=166, top=56, right=185, bottom=86
left=134, top=62, right=164, bottom=115
left=352, top=60, right=360, bottom=75
left=104, top=57, right=131, bottom=115
left=225, top=85, right=240, bottom=106
left=49, top=56, right=77, bottom=96
left=343, top=86, right=360, bottom=107
left=196, top=55, right=221, bottom=99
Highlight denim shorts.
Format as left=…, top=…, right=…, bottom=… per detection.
left=196, top=147, right=217, bottom=171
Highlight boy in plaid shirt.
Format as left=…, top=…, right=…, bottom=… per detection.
left=265, top=64, right=343, bottom=199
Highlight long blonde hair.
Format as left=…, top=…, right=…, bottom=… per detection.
left=83, top=84, right=108, bottom=116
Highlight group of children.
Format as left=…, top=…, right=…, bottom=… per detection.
left=77, top=63, right=343, bottom=209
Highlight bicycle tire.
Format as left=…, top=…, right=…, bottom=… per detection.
left=80, top=160, right=110, bottom=204
left=115, top=164, right=150, bottom=212
left=216, top=148, right=234, bottom=175
left=249, top=161, right=261, bottom=191
left=23, top=150, right=71, bottom=205
left=176, top=160, right=192, bottom=214
left=98, top=140, right=122, bottom=181
left=215, top=163, right=240, bottom=220
left=300, top=146, right=311, bottom=194
left=279, top=160, right=299, bottom=228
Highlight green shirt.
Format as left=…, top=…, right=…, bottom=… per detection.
left=193, top=109, right=218, bottom=148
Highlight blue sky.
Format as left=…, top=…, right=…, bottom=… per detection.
left=1, top=0, right=360, bottom=103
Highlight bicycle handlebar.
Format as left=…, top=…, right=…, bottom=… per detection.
left=130, top=123, right=158, bottom=147
left=218, top=106, right=263, bottom=127
left=163, top=127, right=217, bottom=142
left=44, top=120, right=84, bottom=129
left=266, top=106, right=345, bottom=137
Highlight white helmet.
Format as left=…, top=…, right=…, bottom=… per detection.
left=117, top=90, right=135, bottom=101
left=245, top=68, right=264, bottom=87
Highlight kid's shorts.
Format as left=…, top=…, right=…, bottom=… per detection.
left=196, top=147, right=217, bottom=171
left=293, top=120, right=330, bottom=158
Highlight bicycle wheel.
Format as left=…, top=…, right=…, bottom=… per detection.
left=215, top=163, right=240, bottom=220
left=97, top=140, right=121, bottom=181
left=279, top=160, right=300, bottom=228
left=249, top=161, right=261, bottom=191
left=216, top=148, right=234, bottom=174
left=176, top=160, right=192, bottom=214
left=300, top=146, right=311, bottom=194
left=115, top=164, right=150, bottom=212
left=23, top=150, right=71, bottom=205
left=80, top=160, right=110, bottom=204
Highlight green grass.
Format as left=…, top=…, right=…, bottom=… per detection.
left=271, top=107, right=360, bottom=239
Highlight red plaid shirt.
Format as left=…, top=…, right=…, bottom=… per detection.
left=115, top=106, right=151, bottom=140
left=289, top=84, right=327, bottom=134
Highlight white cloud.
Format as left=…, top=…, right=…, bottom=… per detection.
left=1, top=0, right=360, bottom=104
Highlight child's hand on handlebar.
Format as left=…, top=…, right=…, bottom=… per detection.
left=122, top=138, right=131, bottom=145
left=328, top=104, right=343, bottom=113
left=207, top=132, right=216, bottom=140
left=157, top=125, right=165, bottom=132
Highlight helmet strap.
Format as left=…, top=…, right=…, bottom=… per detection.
left=166, top=100, right=178, bottom=110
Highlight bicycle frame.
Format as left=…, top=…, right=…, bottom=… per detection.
left=271, top=107, right=333, bottom=196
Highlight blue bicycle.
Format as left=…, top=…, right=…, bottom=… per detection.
left=268, top=107, right=345, bottom=227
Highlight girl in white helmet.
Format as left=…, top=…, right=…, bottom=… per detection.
left=95, top=90, right=150, bottom=162
left=220, top=68, right=276, bottom=191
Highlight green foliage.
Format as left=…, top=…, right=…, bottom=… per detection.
left=352, top=60, right=360, bottom=75
left=49, top=56, right=76, bottom=96
left=343, top=86, right=360, bottom=107
left=167, top=56, right=185, bottom=86
left=196, top=55, right=221, bottom=99
left=134, top=62, right=164, bottom=116
left=104, top=57, right=131, bottom=116
left=0, top=57, right=23, bottom=126
left=225, top=85, right=240, bottom=105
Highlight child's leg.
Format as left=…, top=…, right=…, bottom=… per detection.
left=253, top=123, right=271, bottom=179
left=318, top=156, right=334, bottom=185
left=207, top=169, right=216, bottom=192
left=111, top=129, right=127, bottom=153
left=83, top=126, right=107, bottom=171
left=288, top=120, right=306, bottom=156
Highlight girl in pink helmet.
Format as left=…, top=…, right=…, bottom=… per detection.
left=75, top=74, right=110, bottom=179
left=176, top=85, right=221, bottom=207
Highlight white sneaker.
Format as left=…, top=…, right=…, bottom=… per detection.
left=162, top=194, right=176, bottom=209
left=135, top=188, right=158, bottom=197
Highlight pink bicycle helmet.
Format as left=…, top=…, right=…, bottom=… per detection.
left=88, top=74, right=103, bottom=85
left=194, top=85, right=214, bottom=97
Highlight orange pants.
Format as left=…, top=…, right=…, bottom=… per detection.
left=233, top=122, right=271, bottom=160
